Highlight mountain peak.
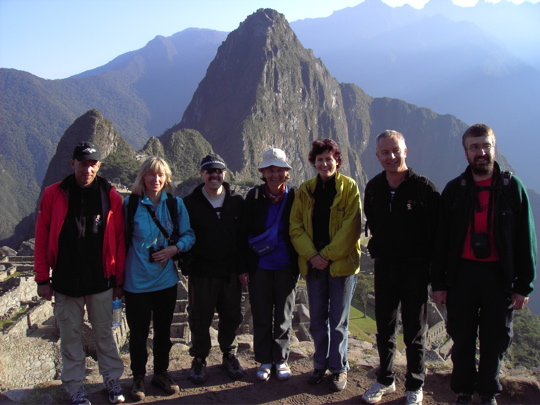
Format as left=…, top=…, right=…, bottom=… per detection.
left=178, top=7, right=364, bottom=182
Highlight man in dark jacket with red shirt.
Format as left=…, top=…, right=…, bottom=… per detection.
left=432, top=124, right=537, bottom=405
left=34, top=142, right=126, bottom=405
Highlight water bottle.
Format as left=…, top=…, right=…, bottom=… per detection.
left=112, top=298, right=122, bottom=327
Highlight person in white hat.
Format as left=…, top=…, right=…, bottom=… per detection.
left=240, top=148, right=298, bottom=382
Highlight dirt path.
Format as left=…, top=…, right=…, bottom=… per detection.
left=3, top=338, right=539, bottom=404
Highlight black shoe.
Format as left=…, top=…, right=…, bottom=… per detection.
left=308, top=368, right=327, bottom=385
left=454, top=394, right=473, bottom=405
left=130, top=376, right=145, bottom=401
left=151, top=372, right=179, bottom=395
left=188, top=357, right=207, bottom=384
left=222, top=353, right=244, bottom=380
left=329, top=372, right=347, bottom=392
left=480, top=396, right=497, bottom=405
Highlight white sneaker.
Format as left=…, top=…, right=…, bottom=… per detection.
left=406, top=388, right=423, bottom=405
left=256, top=363, right=272, bottom=381
left=362, top=381, right=396, bottom=404
left=275, top=363, right=291, bottom=381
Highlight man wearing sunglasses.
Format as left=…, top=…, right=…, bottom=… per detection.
left=183, top=153, right=246, bottom=385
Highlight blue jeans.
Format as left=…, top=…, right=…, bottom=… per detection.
left=305, top=268, right=357, bottom=374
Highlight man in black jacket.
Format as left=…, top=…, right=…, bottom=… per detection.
left=432, top=124, right=537, bottom=405
left=362, top=130, right=440, bottom=405
left=183, top=153, right=245, bottom=384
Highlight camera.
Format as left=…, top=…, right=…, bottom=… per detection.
left=149, top=246, right=165, bottom=263
left=470, top=232, right=491, bottom=259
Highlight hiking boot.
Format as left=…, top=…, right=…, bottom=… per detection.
left=454, top=394, right=473, bottom=405
left=71, top=387, right=91, bottom=405
left=222, top=353, right=244, bottom=380
left=362, top=381, right=396, bottom=403
left=105, top=378, right=125, bottom=404
left=406, top=388, right=423, bottom=405
left=130, top=376, right=145, bottom=401
left=329, top=372, right=347, bottom=392
left=307, top=368, right=327, bottom=385
left=189, top=357, right=208, bottom=384
left=480, top=396, right=497, bottom=405
left=151, top=371, right=179, bottom=395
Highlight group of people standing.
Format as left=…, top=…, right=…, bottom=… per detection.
left=34, top=122, right=536, bottom=405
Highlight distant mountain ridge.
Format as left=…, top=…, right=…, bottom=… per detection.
left=290, top=0, right=540, bottom=191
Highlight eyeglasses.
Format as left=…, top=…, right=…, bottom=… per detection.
left=468, top=144, right=493, bottom=153
left=205, top=169, right=224, bottom=174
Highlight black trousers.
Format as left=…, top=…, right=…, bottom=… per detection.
left=249, top=266, right=298, bottom=364
left=374, top=259, right=429, bottom=391
left=124, top=284, right=178, bottom=376
left=187, top=274, right=243, bottom=359
left=447, top=260, right=513, bottom=397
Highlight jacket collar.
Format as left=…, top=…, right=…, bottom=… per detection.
left=59, top=174, right=110, bottom=193
left=193, top=181, right=233, bottom=200
left=462, top=161, right=501, bottom=186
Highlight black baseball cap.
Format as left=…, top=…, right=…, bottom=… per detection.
left=200, top=153, right=226, bottom=171
left=73, top=141, right=101, bottom=162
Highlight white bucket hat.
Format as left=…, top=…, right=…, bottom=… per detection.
left=258, top=148, right=292, bottom=170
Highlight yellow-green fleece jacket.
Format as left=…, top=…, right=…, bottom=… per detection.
left=289, top=172, right=362, bottom=277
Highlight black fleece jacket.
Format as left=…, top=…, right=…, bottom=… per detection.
left=183, top=182, right=246, bottom=278
left=431, top=162, right=537, bottom=296
left=364, top=168, right=440, bottom=262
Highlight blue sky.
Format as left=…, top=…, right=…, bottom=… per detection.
left=0, top=0, right=537, bottom=79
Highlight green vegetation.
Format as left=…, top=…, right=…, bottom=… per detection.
left=507, top=307, right=540, bottom=368
left=349, top=305, right=376, bottom=343
left=0, top=306, right=30, bottom=332
left=100, top=137, right=139, bottom=187
left=355, top=274, right=374, bottom=318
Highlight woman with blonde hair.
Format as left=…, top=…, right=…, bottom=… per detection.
left=123, top=157, right=195, bottom=401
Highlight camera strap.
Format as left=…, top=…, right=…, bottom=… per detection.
left=470, top=177, right=495, bottom=236
left=144, top=204, right=173, bottom=242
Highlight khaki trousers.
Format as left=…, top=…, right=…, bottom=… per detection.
left=55, top=288, right=124, bottom=395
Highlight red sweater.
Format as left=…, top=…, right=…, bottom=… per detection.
left=34, top=178, right=126, bottom=286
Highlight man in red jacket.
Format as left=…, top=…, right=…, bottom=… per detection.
left=34, top=142, right=126, bottom=405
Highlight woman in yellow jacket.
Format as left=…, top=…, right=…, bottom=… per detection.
left=290, top=139, right=362, bottom=393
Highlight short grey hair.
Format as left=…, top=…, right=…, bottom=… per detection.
left=376, top=130, right=406, bottom=146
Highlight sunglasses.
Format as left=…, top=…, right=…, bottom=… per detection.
left=205, top=169, right=224, bottom=174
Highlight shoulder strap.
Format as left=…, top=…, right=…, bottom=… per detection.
left=126, top=194, right=140, bottom=246
left=144, top=204, right=171, bottom=240
left=165, top=193, right=179, bottom=235
left=500, top=170, right=514, bottom=211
